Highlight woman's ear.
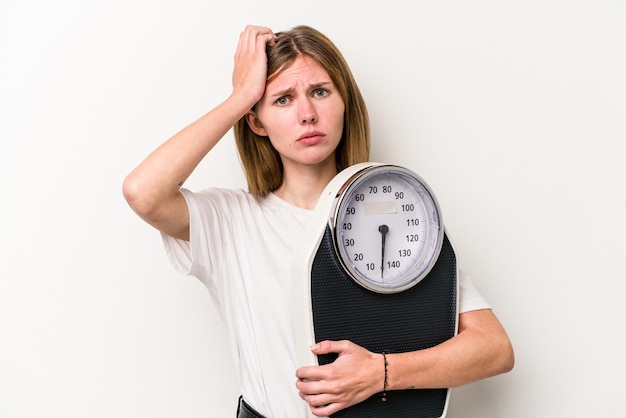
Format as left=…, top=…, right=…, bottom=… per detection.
left=245, top=111, right=268, bottom=137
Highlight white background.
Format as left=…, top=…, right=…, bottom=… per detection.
left=1, top=0, right=625, bottom=417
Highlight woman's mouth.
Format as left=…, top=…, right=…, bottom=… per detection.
left=298, top=132, right=324, bottom=145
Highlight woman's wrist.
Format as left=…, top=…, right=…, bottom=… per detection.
left=227, top=88, right=262, bottom=114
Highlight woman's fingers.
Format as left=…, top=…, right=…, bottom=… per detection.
left=231, top=25, right=276, bottom=104
left=236, top=25, right=275, bottom=56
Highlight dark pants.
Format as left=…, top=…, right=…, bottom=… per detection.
left=237, top=396, right=266, bottom=418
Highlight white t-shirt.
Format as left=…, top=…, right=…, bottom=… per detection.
left=162, top=187, right=489, bottom=418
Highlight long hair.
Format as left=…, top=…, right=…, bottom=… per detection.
left=234, top=25, right=370, bottom=196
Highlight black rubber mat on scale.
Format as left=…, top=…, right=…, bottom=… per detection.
left=311, top=226, right=457, bottom=418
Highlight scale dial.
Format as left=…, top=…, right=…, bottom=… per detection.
left=332, top=165, right=443, bottom=293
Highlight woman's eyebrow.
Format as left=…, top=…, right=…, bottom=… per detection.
left=267, top=80, right=333, bottom=99
left=267, top=86, right=295, bottom=99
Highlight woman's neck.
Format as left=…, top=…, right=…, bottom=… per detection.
left=274, top=162, right=338, bottom=210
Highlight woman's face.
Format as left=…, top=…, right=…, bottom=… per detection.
left=247, top=56, right=345, bottom=170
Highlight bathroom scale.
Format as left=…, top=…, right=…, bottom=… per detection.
left=292, top=162, right=458, bottom=418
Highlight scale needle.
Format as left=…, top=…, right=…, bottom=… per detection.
left=379, top=224, right=389, bottom=279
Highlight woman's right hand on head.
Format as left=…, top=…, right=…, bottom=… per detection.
left=232, top=25, right=276, bottom=107
left=123, top=25, right=277, bottom=242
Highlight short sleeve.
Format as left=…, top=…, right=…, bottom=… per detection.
left=458, top=269, right=491, bottom=313
left=160, top=188, right=222, bottom=290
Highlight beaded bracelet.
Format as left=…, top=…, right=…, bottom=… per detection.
left=381, top=352, right=388, bottom=402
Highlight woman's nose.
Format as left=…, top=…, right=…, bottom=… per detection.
left=299, top=99, right=317, bottom=124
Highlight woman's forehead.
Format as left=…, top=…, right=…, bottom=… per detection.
left=266, top=56, right=332, bottom=92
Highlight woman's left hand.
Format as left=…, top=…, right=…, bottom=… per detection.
left=295, top=340, right=384, bottom=417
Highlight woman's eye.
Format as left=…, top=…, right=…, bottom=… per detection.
left=314, top=88, right=328, bottom=97
left=276, top=97, right=289, bottom=105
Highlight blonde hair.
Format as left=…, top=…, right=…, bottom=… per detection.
left=234, top=25, right=370, bottom=196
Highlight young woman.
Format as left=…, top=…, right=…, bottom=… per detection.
left=123, top=25, right=514, bottom=418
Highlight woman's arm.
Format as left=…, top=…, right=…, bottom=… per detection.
left=296, top=308, right=514, bottom=417
left=122, top=26, right=275, bottom=240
